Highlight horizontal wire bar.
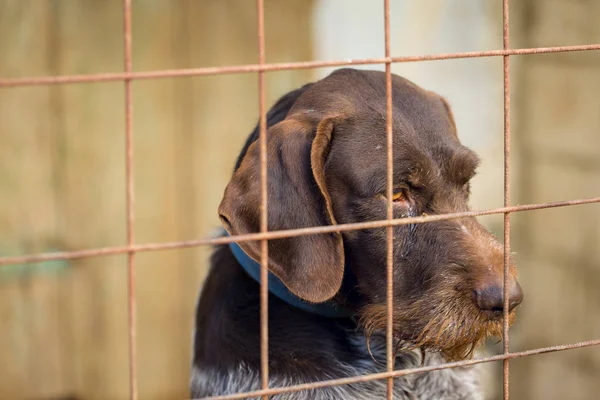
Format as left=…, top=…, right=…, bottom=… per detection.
left=196, top=338, right=600, bottom=400
left=1, top=44, right=599, bottom=88
left=0, top=197, right=598, bottom=267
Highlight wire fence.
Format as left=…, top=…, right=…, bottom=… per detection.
left=1, top=1, right=600, bottom=399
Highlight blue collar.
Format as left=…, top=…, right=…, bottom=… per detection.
left=227, top=236, right=354, bottom=318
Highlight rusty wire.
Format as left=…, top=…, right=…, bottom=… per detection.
left=1, top=3, right=600, bottom=400
left=122, top=1, right=137, bottom=399
left=1, top=44, right=599, bottom=88
left=197, top=339, right=600, bottom=400
left=502, top=0, right=512, bottom=398
left=255, top=0, right=270, bottom=398
left=383, top=1, right=395, bottom=399
left=1, top=198, right=599, bottom=268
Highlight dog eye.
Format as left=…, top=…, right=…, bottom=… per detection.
left=392, top=191, right=405, bottom=202
left=381, top=188, right=410, bottom=205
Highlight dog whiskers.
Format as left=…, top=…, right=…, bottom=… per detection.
left=357, top=299, right=511, bottom=362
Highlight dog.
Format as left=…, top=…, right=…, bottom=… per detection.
left=191, top=68, right=523, bottom=399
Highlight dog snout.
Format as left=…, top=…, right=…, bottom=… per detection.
left=473, top=276, right=523, bottom=313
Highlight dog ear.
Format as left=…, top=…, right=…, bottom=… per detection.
left=218, top=116, right=344, bottom=303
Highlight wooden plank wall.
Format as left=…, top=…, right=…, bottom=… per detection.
left=0, top=1, right=314, bottom=399
left=509, top=1, right=600, bottom=399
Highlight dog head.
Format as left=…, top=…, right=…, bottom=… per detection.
left=218, top=68, right=522, bottom=360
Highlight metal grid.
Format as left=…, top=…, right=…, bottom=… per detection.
left=1, top=1, right=600, bottom=399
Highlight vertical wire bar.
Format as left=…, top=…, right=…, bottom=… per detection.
left=502, top=0, right=511, bottom=399
left=256, top=0, right=269, bottom=398
left=122, top=0, right=137, bottom=399
left=384, top=0, right=395, bottom=398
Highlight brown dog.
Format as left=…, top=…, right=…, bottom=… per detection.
left=191, top=68, right=523, bottom=399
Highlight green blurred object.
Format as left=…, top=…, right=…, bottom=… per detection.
left=0, top=247, right=69, bottom=280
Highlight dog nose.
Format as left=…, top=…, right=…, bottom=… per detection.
left=474, top=278, right=523, bottom=312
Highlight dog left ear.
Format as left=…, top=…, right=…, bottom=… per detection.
left=218, top=115, right=344, bottom=303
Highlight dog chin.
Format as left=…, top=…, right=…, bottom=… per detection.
left=359, top=303, right=516, bottom=362
left=409, top=311, right=516, bottom=361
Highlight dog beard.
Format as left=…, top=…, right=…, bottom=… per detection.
left=359, top=296, right=515, bottom=361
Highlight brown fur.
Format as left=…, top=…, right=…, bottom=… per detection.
left=195, top=69, right=523, bottom=398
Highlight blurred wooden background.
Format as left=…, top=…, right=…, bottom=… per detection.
left=508, top=2, right=600, bottom=399
left=1, top=1, right=599, bottom=399
left=0, top=1, right=313, bottom=399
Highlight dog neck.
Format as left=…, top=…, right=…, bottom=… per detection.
left=228, top=239, right=354, bottom=318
